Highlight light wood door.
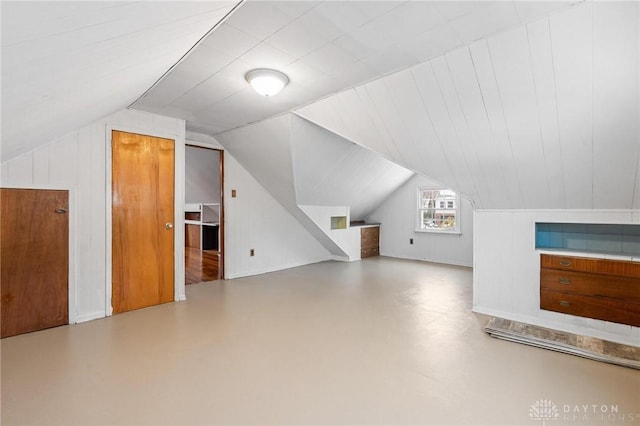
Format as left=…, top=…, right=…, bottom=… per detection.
left=1, top=188, right=69, bottom=338
left=112, top=131, right=175, bottom=313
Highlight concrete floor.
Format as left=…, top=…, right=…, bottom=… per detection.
left=1, top=257, right=639, bottom=425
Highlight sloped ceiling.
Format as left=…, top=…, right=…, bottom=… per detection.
left=291, top=116, right=414, bottom=220
left=214, top=114, right=347, bottom=257
left=215, top=112, right=415, bottom=253
left=1, top=1, right=239, bottom=161
left=296, top=1, right=640, bottom=210
left=131, top=1, right=576, bottom=136
left=4, top=1, right=637, bottom=212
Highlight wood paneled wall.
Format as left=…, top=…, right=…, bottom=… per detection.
left=1, top=109, right=185, bottom=323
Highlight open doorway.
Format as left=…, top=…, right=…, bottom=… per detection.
left=184, top=145, right=223, bottom=283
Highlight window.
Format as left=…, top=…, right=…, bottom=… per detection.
left=417, top=188, right=459, bottom=232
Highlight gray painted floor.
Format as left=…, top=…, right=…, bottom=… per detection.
left=2, top=257, right=638, bottom=425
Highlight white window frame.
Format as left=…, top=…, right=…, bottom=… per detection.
left=416, top=187, right=461, bottom=234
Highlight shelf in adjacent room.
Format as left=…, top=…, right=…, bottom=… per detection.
left=185, top=203, right=220, bottom=251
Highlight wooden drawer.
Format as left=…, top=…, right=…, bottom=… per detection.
left=361, top=226, right=379, bottom=239
left=361, top=247, right=379, bottom=258
left=360, top=226, right=380, bottom=253
left=540, top=269, right=640, bottom=301
left=540, top=289, right=640, bottom=327
left=541, top=254, right=640, bottom=278
left=361, top=235, right=379, bottom=249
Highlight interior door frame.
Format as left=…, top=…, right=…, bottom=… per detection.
left=106, top=125, right=185, bottom=316
left=185, top=142, right=225, bottom=279
left=1, top=184, right=78, bottom=325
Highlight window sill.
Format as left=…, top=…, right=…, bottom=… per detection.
left=415, top=229, right=461, bottom=235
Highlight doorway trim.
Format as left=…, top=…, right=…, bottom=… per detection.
left=185, top=143, right=225, bottom=279
left=105, top=124, right=185, bottom=317
left=1, top=184, right=78, bottom=325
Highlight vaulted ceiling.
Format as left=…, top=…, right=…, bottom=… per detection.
left=3, top=1, right=638, bottom=211
left=1, top=1, right=240, bottom=160
left=295, top=1, right=640, bottom=209
left=131, top=0, right=576, bottom=136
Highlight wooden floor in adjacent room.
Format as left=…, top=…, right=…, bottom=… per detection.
left=185, top=247, right=219, bottom=284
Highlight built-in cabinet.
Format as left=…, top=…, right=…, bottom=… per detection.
left=360, top=225, right=380, bottom=258
left=185, top=203, right=220, bottom=250
left=540, top=254, right=640, bottom=327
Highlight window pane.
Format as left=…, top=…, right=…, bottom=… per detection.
left=418, top=188, right=458, bottom=231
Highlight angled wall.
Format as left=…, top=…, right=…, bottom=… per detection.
left=291, top=115, right=414, bottom=221
left=216, top=113, right=418, bottom=262
left=367, top=174, right=474, bottom=267
left=215, top=114, right=349, bottom=259
left=222, top=151, right=332, bottom=278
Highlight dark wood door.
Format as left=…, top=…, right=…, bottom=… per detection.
left=112, top=130, right=175, bottom=313
left=1, top=188, right=69, bottom=338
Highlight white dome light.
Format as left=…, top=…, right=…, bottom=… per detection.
left=245, top=68, right=289, bottom=97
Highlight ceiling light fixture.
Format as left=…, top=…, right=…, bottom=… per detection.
left=245, top=68, right=289, bottom=97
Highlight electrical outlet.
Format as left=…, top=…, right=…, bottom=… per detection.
left=410, top=238, right=414, bottom=245
left=250, top=248, right=255, bottom=256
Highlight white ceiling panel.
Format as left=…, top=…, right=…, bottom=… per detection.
left=296, top=1, right=639, bottom=210
left=449, top=2, right=521, bottom=44
left=550, top=3, right=594, bottom=209
left=592, top=1, right=640, bottom=209
left=468, top=39, right=525, bottom=209
left=311, top=2, right=370, bottom=33
left=515, top=1, right=574, bottom=23
left=488, top=26, right=549, bottom=208
left=526, top=19, right=566, bottom=208
left=265, top=16, right=334, bottom=58
left=430, top=1, right=483, bottom=21
left=291, top=116, right=413, bottom=220
left=129, top=1, right=578, bottom=139
left=10, top=0, right=628, bottom=217
left=397, top=24, right=463, bottom=63
left=224, top=1, right=315, bottom=40
left=301, top=43, right=359, bottom=77
left=199, top=23, right=261, bottom=59
left=241, top=42, right=297, bottom=70
left=1, top=0, right=239, bottom=160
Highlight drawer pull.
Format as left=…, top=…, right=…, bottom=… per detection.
left=559, top=277, right=571, bottom=285
left=559, top=301, right=571, bottom=307
left=559, top=260, right=571, bottom=267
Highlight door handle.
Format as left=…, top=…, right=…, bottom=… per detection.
left=165, top=222, right=173, bottom=230
left=55, top=208, right=67, bottom=214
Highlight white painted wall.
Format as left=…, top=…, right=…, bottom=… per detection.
left=223, top=152, right=331, bottom=278
left=185, top=146, right=220, bottom=204
left=474, top=210, right=640, bottom=346
left=1, top=109, right=186, bottom=323
left=367, top=174, right=474, bottom=267
left=216, top=115, right=348, bottom=258
left=291, top=115, right=414, bottom=221
left=185, top=130, right=334, bottom=277
left=298, top=205, right=361, bottom=262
